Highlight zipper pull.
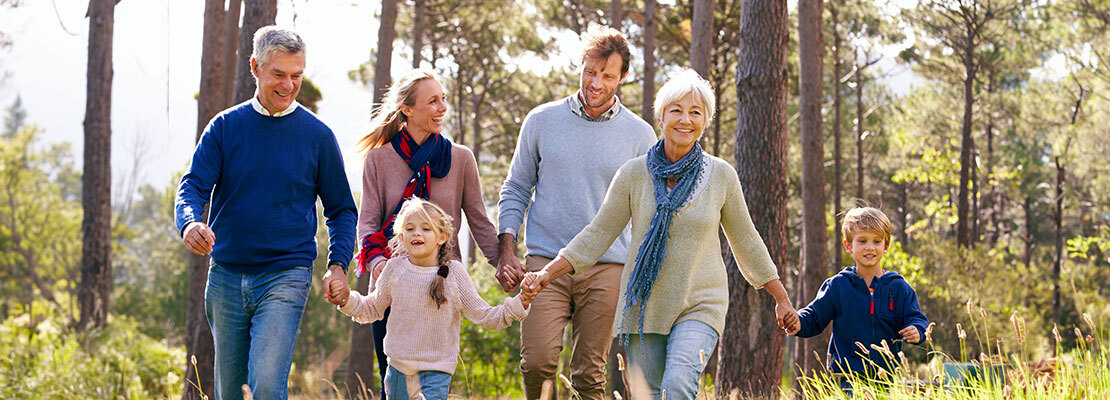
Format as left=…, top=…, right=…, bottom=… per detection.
left=889, top=292, right=895, bottom=311
left=870, top=300, right=874, bottom=315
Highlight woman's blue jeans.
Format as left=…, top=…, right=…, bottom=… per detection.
left=205, top=263, right=311, bottom=400
left=625, top=320, right=719, bottom=400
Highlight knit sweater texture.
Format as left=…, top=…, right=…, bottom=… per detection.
left=359, top=143, right=499, bottom=265
left=559, top=154, right=780, bottom=337
left=339, top=257, right=528, bottom=375
left=174, top=101, right=357, bottom=273
left=498, top=96, right=656, bottom=264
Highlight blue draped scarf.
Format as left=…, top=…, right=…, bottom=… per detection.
left=621, top=139, right=704, bottom=346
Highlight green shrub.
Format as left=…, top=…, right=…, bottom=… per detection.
left=0, top=306, right=185, bottom=399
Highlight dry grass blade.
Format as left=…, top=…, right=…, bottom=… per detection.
left=558, top=374, right=580, bottom=399
left=241, top=384, right=254, bottom=400
left=540, top=379, right=553, bottom=400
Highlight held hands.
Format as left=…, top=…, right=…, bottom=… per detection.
left=322, top=264, right=350, bottom=307
left=495, top=234, right=526, bottom=292
left=520, top=270, right=550, bottom=301
left=776, top=301, right=801, bottom=336
left=182, top=222, right=215, bottom=255
left=899, top=326, right=921, bottom=344
left=371, top=258, right=387, bottom=284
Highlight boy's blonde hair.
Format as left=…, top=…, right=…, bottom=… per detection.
left=842, top=207, right=893, bottom=245
left=388, top=198, right=455, bottom=308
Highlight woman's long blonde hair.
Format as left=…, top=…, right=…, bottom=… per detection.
left=356, top=70, right=441, bottom=156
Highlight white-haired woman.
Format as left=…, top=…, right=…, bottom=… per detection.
left=350, top=69, right=500, bottom=394
left=522, top=69, right=799, bottom=398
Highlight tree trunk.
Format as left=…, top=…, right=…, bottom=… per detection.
left=609, top=0, right=623, bottom=29
left=956, top=49, right=976, bottom=248
left=830, top=3, right=843, bottom=270
left=1022, top=195, right=1033, bottom=307
left=182, top=2, right=228, bottom=398
left=348, top=1, right=398, bottom=395
left=691, top=0, right=714, bottom=77
left=641, top=0, right=656, bottom=128
left=77, top=0, right=115, bottom=332
left=412, top=0, right=425, bottom=68
left=899, top=181, right=909, bottom=249
left=222, top=0, right=242, bottom=107
left=854, top=54, right=864, bottom=201
left=718, top=0, right=788, bottom=397
left=1052, top=156, right=1064, bottom=325
left=232, top=0, right=277, bottom=104
left=795, top=0, right=828, bottom=376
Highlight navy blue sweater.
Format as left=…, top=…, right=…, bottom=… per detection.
left=796, top=267, right=929, bottom=375
left=174, top=102, right=357, bottom=274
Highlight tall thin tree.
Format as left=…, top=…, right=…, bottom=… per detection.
left=77, top=0, right=116, bottom=332
left=348, top=0, right=398, bottom=396
left=222, top=0, right=242, bottom=106
left=641, top=0, right=657, bottom=127
left=232, top=0, right=277, bottom=104
left=795, top=0, right=829, bottom=376
left=412, top=0, right=425, bottom=68
left=717, top=0, right=789, bottom=397
left=829, top=0, right=844, bottom=269
left=690, top=0, right=714, bottom=77
left=182, top=2, right=228, bottom=398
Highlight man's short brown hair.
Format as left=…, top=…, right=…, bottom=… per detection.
left=580, top=25, right=631, bottom=76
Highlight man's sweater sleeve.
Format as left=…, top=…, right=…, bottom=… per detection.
left=174, top=115, right=223, bottom=236
left=797, top=278, right=838, bottom=338
left=497, top=112, right=540, bottom=236
left=317, top=130, right=358, bottom=271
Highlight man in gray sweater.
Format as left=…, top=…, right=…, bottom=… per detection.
left=497, top=25, right=657, bottom=400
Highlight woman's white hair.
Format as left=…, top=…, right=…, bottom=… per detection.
left=652, top=69, right=716, bottom=124
left=252, top=26, right=305, bottom=67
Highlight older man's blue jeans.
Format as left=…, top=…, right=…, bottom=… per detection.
left=625, top=320, right=719, bottom=400
left=205, top=263, right=311, bottom=400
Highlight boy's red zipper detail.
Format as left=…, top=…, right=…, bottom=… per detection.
left=890, top=301, right=894, bottom=311
left=870, top=300, right=874, bottom=315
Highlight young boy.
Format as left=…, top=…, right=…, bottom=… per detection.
left=789, top=207, right=929, bottom=376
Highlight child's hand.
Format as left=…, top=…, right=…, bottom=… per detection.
left=783, top=308, right=800, bottom=336
left=518, top=287, right=536, bottom=309
left=899, top=326, right=921, bottom=344
left=329, top=279, right=350, bottom=307
left=774, top=301, right=798, bottom=334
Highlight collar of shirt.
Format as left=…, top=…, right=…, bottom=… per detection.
left=250, top=96, right=300, bottom=117
left=568, top=91, right=621, bottom=122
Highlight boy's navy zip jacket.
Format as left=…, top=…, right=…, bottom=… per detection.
left=795, top=267, right=929, bottom=375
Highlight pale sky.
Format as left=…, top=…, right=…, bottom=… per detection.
left=0, top=0, right=925, bottom=196
left=1, top=0, right=385, bottom=194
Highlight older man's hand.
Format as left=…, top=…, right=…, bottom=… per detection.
left=495, top=234, right=526, bottom=291
left=321, top=264, right=349, bottom=306
left=182, top=222, right=215, bottom=255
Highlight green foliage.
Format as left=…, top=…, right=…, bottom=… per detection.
left=0, top=302, right=186, bottom=399
left=453, top=255, right=524, bottom=398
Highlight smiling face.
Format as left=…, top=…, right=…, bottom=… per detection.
left=400, top=78, right=448, bottom=140
left=659, top=91, right=706, bottom=162
left=398, top=212, right=449, bottom=266
left=251, top=50, right=305, bottom=115
left=579, top=53, right=627, bottom=117
left=844, top=230, right=889, bottom=270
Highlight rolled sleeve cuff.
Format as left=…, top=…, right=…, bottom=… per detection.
left=752, top=271, right=781, bottom=290
left=506, top=295, right=529, bottom=320
left=498, top=226, right=518, bottom=238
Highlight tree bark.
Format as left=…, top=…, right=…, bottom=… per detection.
left=795, top=0, right=828, bottom=376
left=1052, top=156, right=1063, bottom=325
left=691, top=0, right=714, bottom=77
left=718, top=0, right=788, bottom=396
left=412, top=0, right=425, bottom=68
left=609, top=0, right=623, bottom=30
left=182, top=2, right=228, bottom=398
left=830, top=1, right=844, bottom=270
left=641, top=0, right=656, bottom=128
left=232, top=0, right=277, bottom=104
left=77, top=0, right=115, bottom=332
left=854, top=54, right=864, bottom=201
left=956, top=46, right=976, bottom=248
left=222, top=0, right=242, bottom=107
left=348, top=1, right=398, bottom=395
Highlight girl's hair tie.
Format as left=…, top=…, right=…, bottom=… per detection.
left=437, top=265, right=449, bottom=278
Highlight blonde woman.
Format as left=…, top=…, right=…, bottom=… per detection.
left=351, top=70, right=500, bottom=392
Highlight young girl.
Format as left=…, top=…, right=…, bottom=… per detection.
left=328, top=198, right=532, bottom=400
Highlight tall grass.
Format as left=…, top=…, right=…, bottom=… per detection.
left=792, top=310, right=1109, bottom=399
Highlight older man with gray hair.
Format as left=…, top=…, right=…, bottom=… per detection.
left=174, top=26, right=357, bottom=400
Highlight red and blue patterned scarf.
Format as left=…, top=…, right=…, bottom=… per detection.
left=355, top=128, right=453, bottom=275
